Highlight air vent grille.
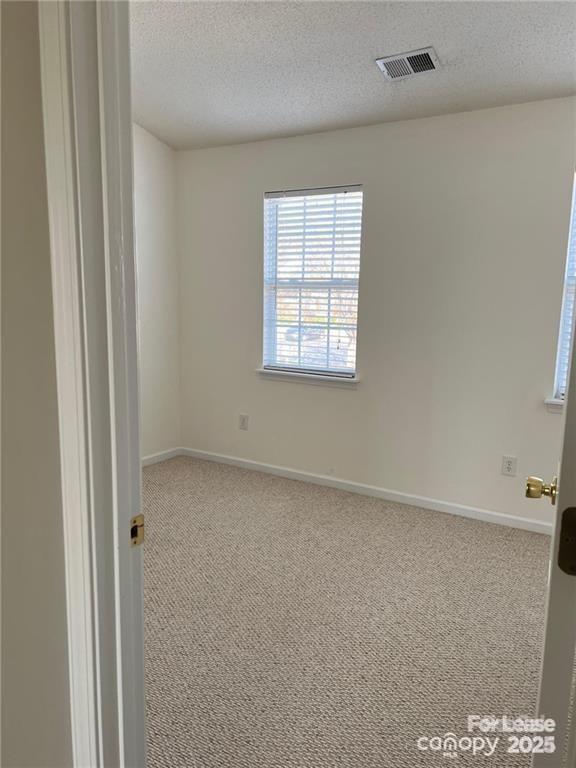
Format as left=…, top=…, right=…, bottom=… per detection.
left=376, top=47, right=440, bottom=81
left=382, top=58, right=412, bottom=79
left=406, top=52, right=435, bottom=73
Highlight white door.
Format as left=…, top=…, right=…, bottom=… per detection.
left=531, top=252, right=576, bottom=763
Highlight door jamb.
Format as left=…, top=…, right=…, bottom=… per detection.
left=38, top=2, right=576, bottom=767
left=38, top=2, right=144, bottom=766
left=38, top=3, right=100, bottom=763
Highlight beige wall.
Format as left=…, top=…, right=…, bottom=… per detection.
left=177, top=98, right=576, bottom=526
left=133, top=124, right=181, bottom=457
left=1, top=2, right=73, bottom=766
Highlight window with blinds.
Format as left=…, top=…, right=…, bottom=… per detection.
left=263, top=185, right=364, bottom=378
left=554, top=177, right=576, bottom=399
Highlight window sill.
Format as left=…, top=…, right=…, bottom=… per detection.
left=256, top=368, right=359, bottom=388
left=544, top=397, right=565, bottom=414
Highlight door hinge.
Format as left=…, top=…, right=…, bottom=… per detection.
left=130, top=514, right=145, bottom=546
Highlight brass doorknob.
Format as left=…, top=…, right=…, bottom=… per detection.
left=526, top=476, right=558, bottom=505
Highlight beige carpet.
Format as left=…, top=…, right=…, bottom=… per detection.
left=143, top=457, right=550, bottom=767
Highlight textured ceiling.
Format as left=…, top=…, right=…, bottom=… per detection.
left=130, top=1, right=576, bottom=150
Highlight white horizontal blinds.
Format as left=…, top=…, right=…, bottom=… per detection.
left=555, top=177, right=576, bottom=398
left=263, top=186, right=363, bottom=376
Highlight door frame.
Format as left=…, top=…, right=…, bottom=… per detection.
left=38, top=2, right=145, bottom=766
left=37, top=1, right=576, bottom=767
left=534, top=201, right=576, bottom=765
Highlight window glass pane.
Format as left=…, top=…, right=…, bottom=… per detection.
left=263, top=187, right=363, bottom=377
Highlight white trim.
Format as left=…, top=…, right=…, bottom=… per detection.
left=143, top=448, right=552, bottom=536
left=38, top=4, right=100, bottom=765
left=39, top=3, right=144, bottom=766
left=256, top=368, right=359, bottom=387
left=545, top=397, right=565, bottom=413
left=551, top=174, right=576, bottom=404
left=142, top=448, right=184, bottom=466
left=96, top=3, right=146, bottom=766
left=265, top=184, right=362, bottom=199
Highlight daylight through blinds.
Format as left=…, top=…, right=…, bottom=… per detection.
left=263, top=187, right=363, bottom=377
left=555, top=178, right=576, bottom=399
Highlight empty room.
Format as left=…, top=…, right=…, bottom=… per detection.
left=8, top=1, right=576, bottom=766
left=129, top=2, right=576, bottom=765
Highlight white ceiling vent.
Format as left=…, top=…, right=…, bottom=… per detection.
left=376, top=47, right=440, bottom=81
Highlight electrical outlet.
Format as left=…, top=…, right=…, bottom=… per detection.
left=239, top=414, right=249, bottom=431
left=501, top=455, right=517, bottom=477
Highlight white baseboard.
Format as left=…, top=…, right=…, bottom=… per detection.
left=142, top=447, right=553, bottom=536
left=142, top=447, right=184, bottom=466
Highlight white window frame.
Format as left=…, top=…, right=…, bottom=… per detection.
left=261, top=184, right=364, bottom=383
left=552, top=174, right=576, bottom=404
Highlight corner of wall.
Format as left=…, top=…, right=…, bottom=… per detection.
left=173, top=144, right=185, bottom=449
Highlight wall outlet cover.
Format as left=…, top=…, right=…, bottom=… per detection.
left=501, top=455, right=518, bottom=477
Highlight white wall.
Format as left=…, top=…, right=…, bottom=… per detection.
left=133, top=124, right=181, bottom=457
left=1, top=2, right=73, bottom=765
left=176, top=98, right=576, bottom=526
